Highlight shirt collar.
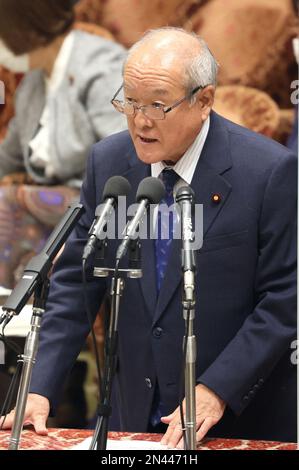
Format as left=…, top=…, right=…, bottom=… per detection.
left=151, top=115, right=210, bottom=185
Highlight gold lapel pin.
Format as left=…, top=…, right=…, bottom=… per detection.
left=212, top=193, right=221, bottom=204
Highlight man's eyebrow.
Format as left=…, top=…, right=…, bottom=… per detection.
left=151, top=88, right=170, bottom=96
left=124, top=86, right=170, bottom=96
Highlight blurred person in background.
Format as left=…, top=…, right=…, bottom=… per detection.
left=0, top=0, right=126, bottom=289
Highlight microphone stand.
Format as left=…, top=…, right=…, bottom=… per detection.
left=91, top=273, right=124, bottom=451
left=89, top=177, right=163, bottom=449
left=182, top=269, right=197, bottom=450
left=176, top=187, right=197, bottom=450
left=8, top=280, right=49, bottom=450
left=90, top=239, right=141, bottom=451
left=2, top=203, right=85, bottom=450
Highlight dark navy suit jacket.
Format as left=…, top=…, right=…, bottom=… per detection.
left=30, top=112, right=297, bottom=442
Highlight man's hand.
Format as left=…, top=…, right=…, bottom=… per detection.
left=0, top=393, right=50, bottom=435
left=160, top=384, right=226, bottom=449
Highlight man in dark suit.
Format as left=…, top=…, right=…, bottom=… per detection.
left=2, top=27, right=297, bottom=447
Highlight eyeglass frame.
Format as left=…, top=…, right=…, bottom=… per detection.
left=110, top=84, right=205, bottom=120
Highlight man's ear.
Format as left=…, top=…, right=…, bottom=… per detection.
left=197, top=85, right=215, bottom=120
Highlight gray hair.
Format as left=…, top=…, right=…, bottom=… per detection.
left=124, top=27, right=219, bottom=94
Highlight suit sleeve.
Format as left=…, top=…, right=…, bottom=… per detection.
left=30, top=145, right=107, bottom=412
left=198, top=151, right=297, bottom=415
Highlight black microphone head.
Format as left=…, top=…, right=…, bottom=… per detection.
left=136, top=176, right=165, bottom=204
left=175, top=185, right=195, bottom=205
left=102, top=175, right=131, bottom=200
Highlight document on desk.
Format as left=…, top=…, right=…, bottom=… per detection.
left=71, top=437, right=174, bottom=450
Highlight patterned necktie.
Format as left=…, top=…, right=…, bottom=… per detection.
left=151, top=169, right=180, bottom=429
left=155, top=169, right=180, bottom=292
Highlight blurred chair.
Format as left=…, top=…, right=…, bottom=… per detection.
left=213, top=85, right=280, bottom=139
left=277, top=108, right=297, bottom=147
left=74, top=0, right=207, bottom=48
left=185, top=0, right=298, bottom=108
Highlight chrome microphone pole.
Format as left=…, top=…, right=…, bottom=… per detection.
left=8, top=281, right=49, bottom=451
left=176, top=186, right=197, bottom=450
left=183, top=270, right=197, bottom=450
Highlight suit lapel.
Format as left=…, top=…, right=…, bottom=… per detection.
left=154, top=112, right=233, bottom=323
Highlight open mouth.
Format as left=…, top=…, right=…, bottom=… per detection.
left=139, top=136, right=158, bottom=144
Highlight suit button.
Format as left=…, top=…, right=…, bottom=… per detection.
left=243, top=395, right=249, bottom=402
left=249, top=390, right=255, bottom=398
left=253, top=384, right=259, bottom=391
left=153, top=327, right=163, bottom=338
left=258, top=379, right=264, bottom=386
left=145, top=378, right=153, bottom=389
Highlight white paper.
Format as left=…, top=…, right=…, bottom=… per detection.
left=71, top=437, right=174, bottom=451
left=0, top=304, right=32, bottom=337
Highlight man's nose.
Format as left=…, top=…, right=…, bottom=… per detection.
left=133, top=108, right=154, bottom=128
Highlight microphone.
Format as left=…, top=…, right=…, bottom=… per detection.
left=0, top=202, right=85, bottom=322
left=175, top=186, right=196, bottom=273
left=82, top=176, right=131, bottom=261
left=116, top=176, right=165, bottom=261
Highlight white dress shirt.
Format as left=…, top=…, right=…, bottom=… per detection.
left=150, top=116, right=210, bottom=225
left=151, top=115, right=210, bottom=187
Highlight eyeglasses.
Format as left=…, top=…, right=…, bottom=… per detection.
left=110, top=84, right=204, bottom=120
